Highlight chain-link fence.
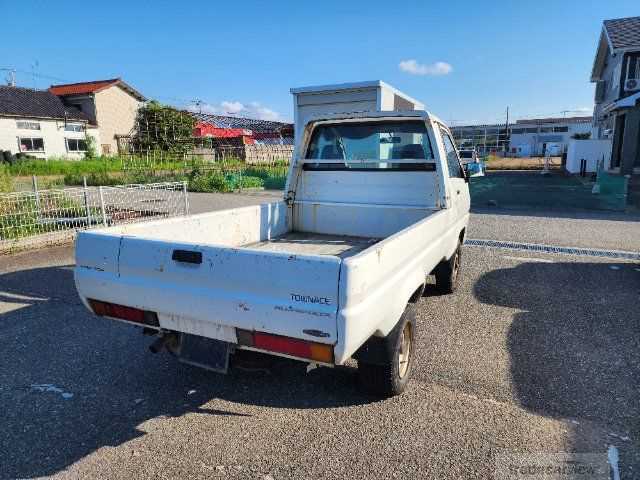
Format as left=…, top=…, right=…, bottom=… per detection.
left=0, top=181, right=188, bottom=253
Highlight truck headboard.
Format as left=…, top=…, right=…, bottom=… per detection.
left=293, top=168, right=439, bottom=207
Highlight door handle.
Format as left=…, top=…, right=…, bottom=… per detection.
left=172, top=250, right=202, bottom=264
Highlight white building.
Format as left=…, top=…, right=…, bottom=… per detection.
left=508, top=116, right=593, bottom=157
left=50, top=78, right=146, bottom=156
left=0, top=85, right=97, bottom=160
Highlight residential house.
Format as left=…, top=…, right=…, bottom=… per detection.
left=50, top=78, right=146, bottom=156
left=591, top=16, right=640, bottom=175
left=0, top=85, right=94, bottom=159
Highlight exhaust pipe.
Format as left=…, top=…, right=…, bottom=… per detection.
left=149, top=336, right=169, bottom=354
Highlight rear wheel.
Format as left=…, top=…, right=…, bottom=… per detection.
left=435, top=243, right=462, bottom=294
left=357, top=304, right=416, bottom=397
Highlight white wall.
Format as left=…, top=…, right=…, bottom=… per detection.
left=0, top=117, right=98, bottom=160
left=94, top=85, right=142, bottom=155
left=565, top=139, right=612, bottom=173
left=510, top=121, right=593, bottom=156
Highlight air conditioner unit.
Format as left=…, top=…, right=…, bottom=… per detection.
left=625, top=78, right=640, bottom=91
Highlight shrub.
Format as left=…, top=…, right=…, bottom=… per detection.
left=0, top=164, right=13, bottom=192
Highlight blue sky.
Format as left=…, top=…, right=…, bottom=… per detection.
left=1, top=1, right=638, bottom=124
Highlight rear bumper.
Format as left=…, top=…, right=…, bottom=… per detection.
left=76, top=268, right=337, bottom=366
left=75, top=266, right=337, bottom=343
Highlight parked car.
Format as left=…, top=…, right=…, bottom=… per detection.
left=74, top=83, right=470, bottom=397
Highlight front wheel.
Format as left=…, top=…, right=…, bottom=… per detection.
left=357, top=304, right=416, bottom=397
left=434, top=243, right=462, bottom=294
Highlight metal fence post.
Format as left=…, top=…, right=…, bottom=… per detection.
left=83, top=176, right=91, bottom=226
left=32, top=175, right=41, bottom=217
left=182, top=181, right=189, bottom=215
left=98, top=186, right=107, bottom=226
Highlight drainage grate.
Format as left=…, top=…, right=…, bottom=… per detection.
left=464, top=238, right=640, bottom=261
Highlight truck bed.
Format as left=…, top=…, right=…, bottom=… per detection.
left=246, top=232, right=379, bottom=259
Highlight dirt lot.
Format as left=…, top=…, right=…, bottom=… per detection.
left=485, top=156, right=562, bottom=170
left=1, top=204, right=638, bottom=479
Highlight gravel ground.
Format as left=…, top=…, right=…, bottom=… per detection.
left=469, top=208, right=640, bottom=252
left=1, top=239, right=638, bottom=479
left=187, top=191, right=282, bottom=215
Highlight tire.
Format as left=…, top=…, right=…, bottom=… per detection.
left=357, top=304, right=416, bottom=397
left=435, top=242, right=462, bottom=294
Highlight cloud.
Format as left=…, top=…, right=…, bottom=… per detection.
left=399, top=59, right=453, bottom=76
left=189, top=100, right=281, bottom=121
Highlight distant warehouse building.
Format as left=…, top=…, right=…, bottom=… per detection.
left=509, top=116, right=593, bottom=156
left=451, top=116, right=593, bottom=157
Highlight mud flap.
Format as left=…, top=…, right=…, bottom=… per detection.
left=178, top=334, right=231, bottom=374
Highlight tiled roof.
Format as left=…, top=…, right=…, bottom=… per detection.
left=604, top=16, right=640, bottom=50
left=49, top=78, right=120, bottom=96
left=188, top=111, right=293, bottom=133
left=0, top=85, right=88, bottom=121
left=49, top=78, right=146, bottom=101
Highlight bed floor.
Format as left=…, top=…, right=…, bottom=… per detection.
left=245, top=232, right=380, bottom=258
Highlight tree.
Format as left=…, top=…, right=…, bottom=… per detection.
left=134, top=101, right=195, bottom=153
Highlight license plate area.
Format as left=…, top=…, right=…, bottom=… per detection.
left=178, top=334, right=231, bottom=374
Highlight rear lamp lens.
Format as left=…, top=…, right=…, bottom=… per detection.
left=88, top=299, right=159, bottom=327
left=237, top=329, right=333, bottom=363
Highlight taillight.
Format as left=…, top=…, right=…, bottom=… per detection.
left=236, top=329, right=333, bottom=364
left=88, top=299, right=159, bottom=327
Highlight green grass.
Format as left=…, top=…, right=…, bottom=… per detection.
left=61, top=164, right=287, bottom=193
left=8, top=157, right=124, bottom=176
left=0, top=165, right=13, bottom=193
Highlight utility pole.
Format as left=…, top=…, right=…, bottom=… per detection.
left=504, top=106, right=510, bottom=155
left=192, top=99, right=203, bottom=114
left=0, top=68, right=16, bottom=86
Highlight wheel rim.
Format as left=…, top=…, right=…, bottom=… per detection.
left=452, top=251, right=460, bottom=283
left=398, top=322, right=412, bottom=379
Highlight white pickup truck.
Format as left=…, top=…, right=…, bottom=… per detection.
left=75, top=82, right=470, bottom=396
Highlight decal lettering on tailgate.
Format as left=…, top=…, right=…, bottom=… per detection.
left=290, top=294, right=331, bottom=305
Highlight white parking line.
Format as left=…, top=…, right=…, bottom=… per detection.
left=502, top=255, right=555, bottom=263
left=608, top=445, right=620, bottom=480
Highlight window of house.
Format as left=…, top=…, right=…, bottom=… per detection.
left=66, top=138, right=87, bottom=152
left=629, top=57, right=640, bottom=80
left=65, top=123, right=84, bottom=132
left=440, top=130, right=464, bottom=179
left=553, top=126, right=569, bottom=133
left=19, top=137, right=45, bottom=152
left=539, top=127, right=553, bottom=133
left=524, top=128, right=538, bottom=134
left=511, top=128, right=525, bottom=135
left=16, top=121, right=40, bottom=130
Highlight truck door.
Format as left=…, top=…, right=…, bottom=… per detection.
left=439, top=130, right=469, bottom=217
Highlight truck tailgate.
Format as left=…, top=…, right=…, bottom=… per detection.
left=75, top=234, right=341, bottom=344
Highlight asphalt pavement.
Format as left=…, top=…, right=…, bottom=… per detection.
left=1, top=198, right=638, bottom=479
